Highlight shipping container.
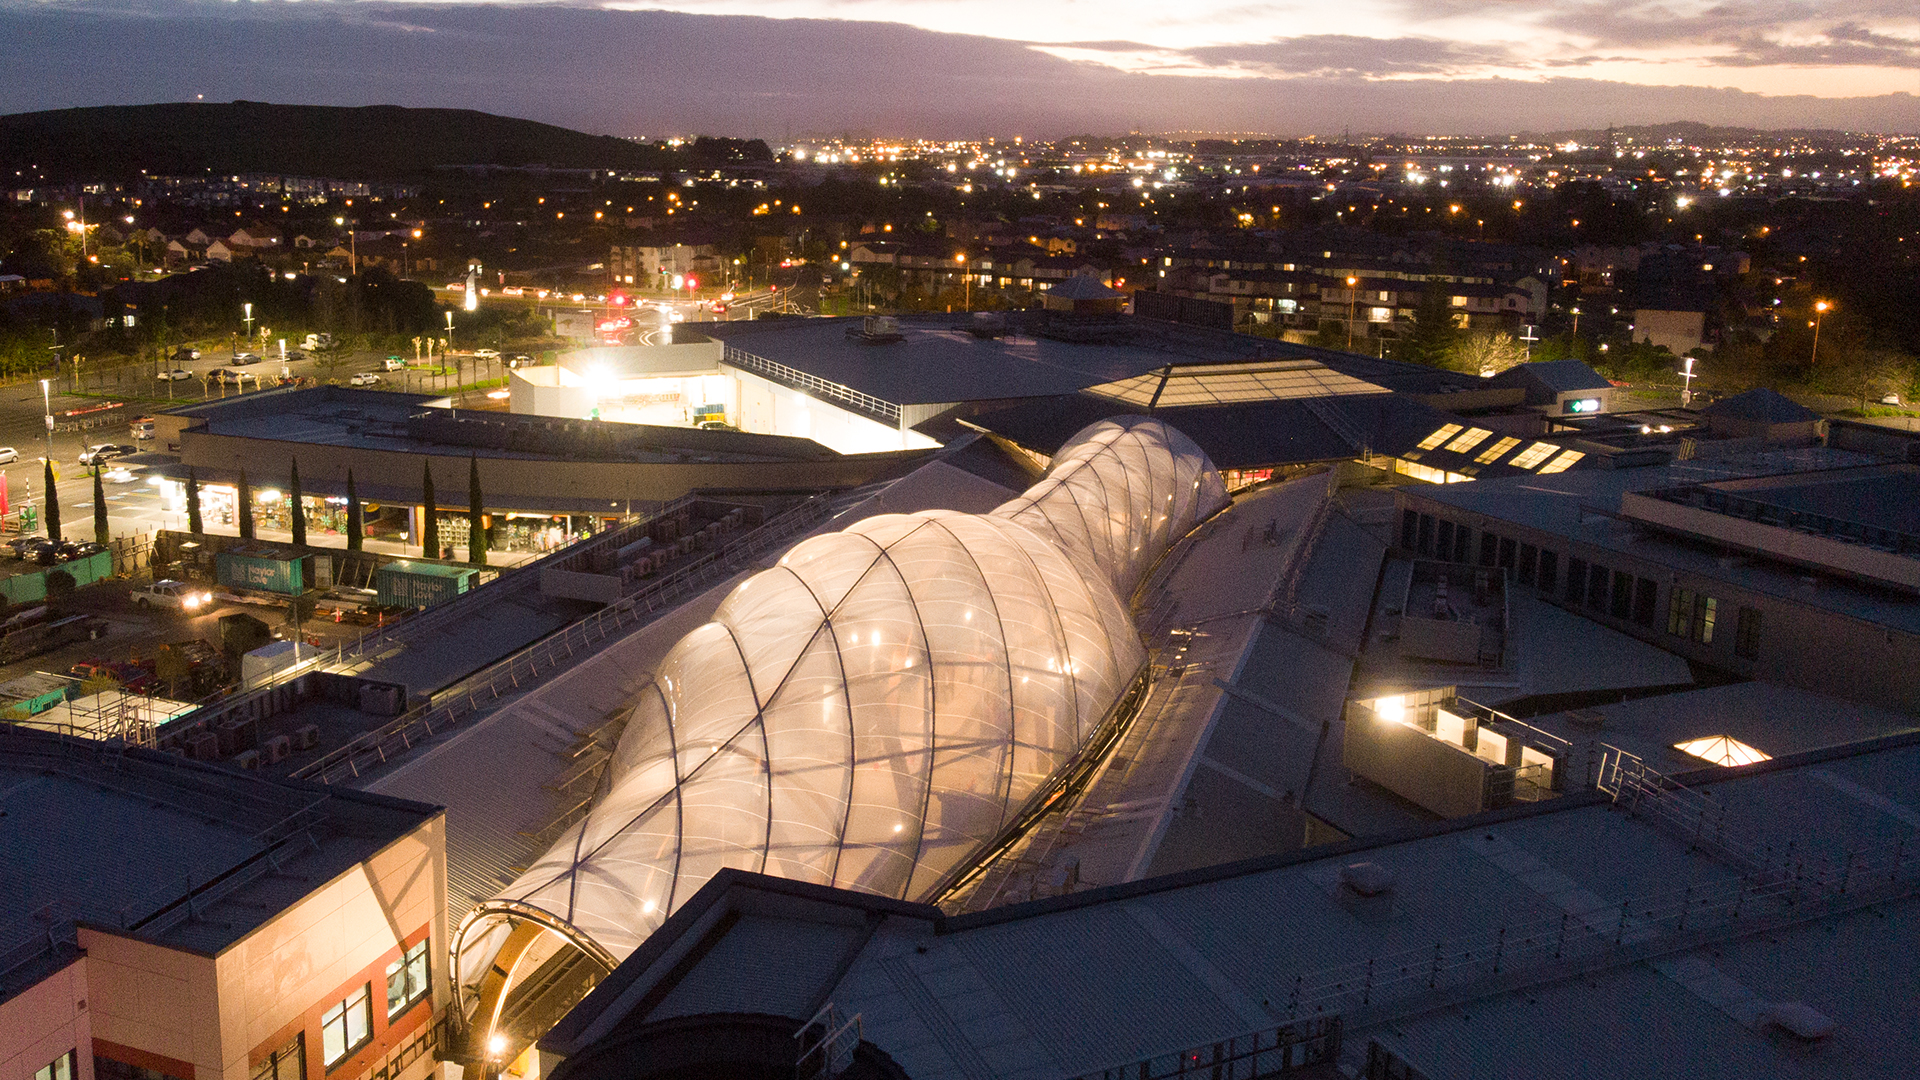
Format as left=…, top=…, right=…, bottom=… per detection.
left=215, top=548, right=309, bottom=595
left=375, top=560, right=477, bottom=609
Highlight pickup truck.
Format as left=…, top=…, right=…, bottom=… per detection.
left=133, top=579, right=215, bottom=613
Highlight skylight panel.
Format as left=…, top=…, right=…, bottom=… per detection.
left=1536, top=449, right=1586, bottom=474
left=1674, top=735, right=1771, bottom=767
left=1507, top=442, right=1559, bottom=469
left=1443, top=428, right=1494, bottom=454
left=1474, top=436, right=1522, bottom=464
left=1416, top=424, right=1463, bottom=451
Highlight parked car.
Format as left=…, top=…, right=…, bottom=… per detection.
left=473, top=348, right=501, bottom=361
left=132, top=579, right=215, bottom=612
left=171, top=346, right=201, bottom=362
left=210, top=369, right=258, bottom=385
left=383, top=356, right=408, bottom=371
left=0, top=446, right=16, bottom=464
left=350, top=372, right=381, bottom=387
left=505, top=354, right=534, bottom=369
left=77, top=444, right=134, bottom=466
left=303, top=333, right=335, bottom=350
left=7, top=537, right=52, bottom=560
left=104, top=467, right=137, bottom=483
left=281, top=350, right=307, bottom=363
left=230, top=352, right=262, bottom=366
left=157, top=368, right=194, bottom=381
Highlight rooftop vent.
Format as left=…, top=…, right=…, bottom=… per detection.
left=1340, top=861, right=1396, bottom=897
left=847, top=315, right=904, bottom=344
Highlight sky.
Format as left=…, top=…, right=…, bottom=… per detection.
left=1, top=0, right=1917, bottom=136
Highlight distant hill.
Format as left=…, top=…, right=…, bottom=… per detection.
left=0, top=101, right=674, bottom=180
left=1532, top=120, right=1870, bottom=147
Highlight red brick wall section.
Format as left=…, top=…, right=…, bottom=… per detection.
left=245, top=922, right=435, bottom=1080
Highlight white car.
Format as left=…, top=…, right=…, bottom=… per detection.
left=350, top=372, right=381, bottom=387
left=104, top=467, right=137, bottom=484
left=473, top=348, right=501, bottom=360
left=0, top=447, right=16, bottom=465
left=157, top=368, right=194, bottom=381
left=133, top=579, right=214, bottom=613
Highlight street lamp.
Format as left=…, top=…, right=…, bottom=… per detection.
left=1811, top=300, right=1831, bottom=366
left=1680, top=356, right=1698, bottom=406
left=40, top=378, right=53, bottom=464
left=1345, top=276, right=1359, bottom=351
left=242, top=302, right=254, bottom=342
left=956, top=253, right=970, bottom=311
left=444, top=309, right=455, bottom=353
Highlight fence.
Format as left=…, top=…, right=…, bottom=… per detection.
left=1075, top=1018, right=1340, bottom=1080
left=292, top=492, right=841, bottom=784
left=723, top=346, right=903, bottom=425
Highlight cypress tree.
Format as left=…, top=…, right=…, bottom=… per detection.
left=288, top=458, right=306, bottom=546
left=43, top=458, right=60, bottom=540
left=237, top=468, right=255, bottom=540
left=1403, top=276, right=1464, bottom=368
left=467, top=455, right=486, bottom=566
left=345, top=468, right=363, bottom=551
left=421, top=460, right=439, bottom=558
left=92, top=466, right=108, bottom=545
left=186, top=466, right=203, bottom=534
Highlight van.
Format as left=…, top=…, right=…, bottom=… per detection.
left=383, top=356, right=408, bottom=371
left=131, top=417, right=155, bottom=441
left=303, top=333, right=335, bottom=351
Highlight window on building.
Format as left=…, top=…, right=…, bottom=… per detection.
left=1610, top=571, right=1633, bottom=619
left=1539, top=551, right=1558, bottom=594
left=1517, top=544, right=1538, bottom=586
left=252, top=1036, right=305, bottom=1080
left=1634, top=577, right=1659, bottom=627
left=1436, top=519, right=1454, bottom=560
left=1498, top=537, right=1517, bottom=570
left=35, top=1052, right=75, bottom=1080
left=95, top=1057, right=186, bottom=1080
left=1565, top=557, right=1587, bottom=602
left=1453, top=525, right=1472, bottom=564
left=1735, top=607, right=1763, bottom=660
left=387, top=939, right=431, bottom=1018
left=1587, top=564, right=1609, bottom=610
left=1418, top=513, right=1435, bottom=555
left=1401, top=508, right=1418, bottom=550
left=1480, top=532, right=1499, bottom=567
left=322, top=984, right=374, bottom=1068
left=1668, top=589, right=1718, bottom=644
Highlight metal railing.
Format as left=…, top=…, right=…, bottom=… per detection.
left=292, top=493, right=840, bottom=784
left=722, top=346, right=903, bottom=424
left=1075, top=1018, right=1340, bottom=1080
left=1637, top=483, right=1920, bottom=555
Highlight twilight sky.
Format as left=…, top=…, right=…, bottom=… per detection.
left=2, top=0, right=1917, bottom=136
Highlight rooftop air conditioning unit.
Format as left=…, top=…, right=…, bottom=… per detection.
left=291, top=724, right=320, bottom=750
left=232, top=749, right=261, bottom=770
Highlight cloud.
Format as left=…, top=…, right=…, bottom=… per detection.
left=0, top=1, right=1914, bottom=136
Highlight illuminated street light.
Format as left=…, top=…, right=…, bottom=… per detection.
left=956, top=252, right=970, bottom=311
left=1345, top=276, right=1359, bottom=351
left=1811, top=300, right=1831, bottom=366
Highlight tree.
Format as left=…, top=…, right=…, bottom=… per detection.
left=237, top=468, right=254, bottom=540
left=1448, top=331, right=1530, bottom=377
left=92, top=466, right=108, bottom=545
left=1402, top=278, right=1463, bottom=368
left=43, top=458, right=60, bottom=540
left=288, top=458, right=306, bottom=546
left=421, top=460, right=439, bottom=557
left=186, top=466, right=203, bottom=533
left=346, top=468, right=363, bottom=551
left=467, top=455, right=486, bottom=566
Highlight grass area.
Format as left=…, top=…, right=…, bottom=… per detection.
left=1835, top=405, right=1920, bottom=418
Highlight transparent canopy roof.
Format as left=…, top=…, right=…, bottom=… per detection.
left=459, top=416, right=1228, bottom=969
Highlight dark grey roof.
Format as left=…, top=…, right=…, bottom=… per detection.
left=1489, top=360, right=1612, bottom=394
left=1048, top=275, right=1122, bottom=300
left=1702, top=387, right=1819, bottom=424
left=0, top=728, right=440, bottom=991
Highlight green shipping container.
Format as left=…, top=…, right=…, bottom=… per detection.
left=216, top=550, right=307, bottom=595
left=376, top=561, right=477, bottom=609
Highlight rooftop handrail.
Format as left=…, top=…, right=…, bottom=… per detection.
left=722, top=346, right=904, bottom=424
left=293, top=493, right=841, bottom=784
